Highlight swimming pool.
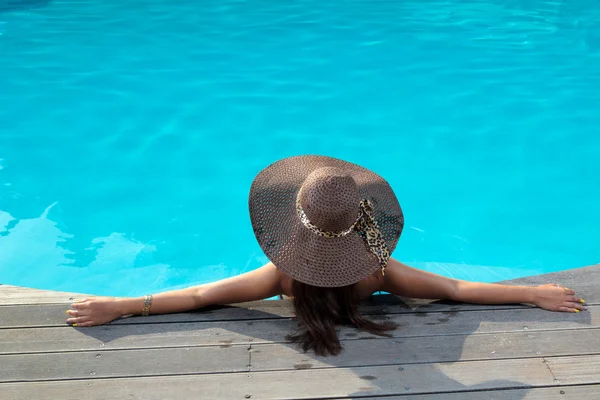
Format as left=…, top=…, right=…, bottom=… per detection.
left=1, top=0, right=598, bottom=297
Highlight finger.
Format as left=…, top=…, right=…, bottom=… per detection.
left=564, top=301, right=586, bottom=311
left=71, top=302, right=89, bottom=309
left=566, top=295, right=585, bottom=304
left=72, top=321, right=95, bottom=327
left=66, top=310, right=79, bottom=317
left=67, top=309, right=89, bottom=317
left=66, top=316, right=89, bottom=325
left=564, top=288, right=575, bottom=295
left=557, top=306, right=580, bottom=313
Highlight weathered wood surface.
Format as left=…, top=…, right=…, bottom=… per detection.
left=1, top=306, right=597, bottom=355
left=3, top=356, right=600, bottom=399
left=0, top=285, right=87, bottom=305
left=2, top=329, right=600, bottom=383
left=0, top=264, right=598, bottom=399
left=249, top=328, right=600, bottom=371
left=0, top=300, right=536, bottom=328
left=361, top=385, right=600, bottom=400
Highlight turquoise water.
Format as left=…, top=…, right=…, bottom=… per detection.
left=0, top=0, right=598, bottom=296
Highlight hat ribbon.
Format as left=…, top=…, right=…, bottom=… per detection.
left=296, top=198, right=391, bottom=276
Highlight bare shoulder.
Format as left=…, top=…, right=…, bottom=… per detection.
left=356, top=270, right=385, bottom=299
left=280, top=271, right=294, bottom=297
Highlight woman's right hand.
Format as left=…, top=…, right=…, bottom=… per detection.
left=66, top=297, right=124, bottom=327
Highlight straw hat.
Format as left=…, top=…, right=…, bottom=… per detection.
left=249, top=155, right=404, bottom=287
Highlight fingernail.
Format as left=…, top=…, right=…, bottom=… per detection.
left=66, top=310, right=70, bottom=315
left=580, top=299, right=586, bottom=304
left=72, top=324, right=78, bottom=327
left=574, top=309, right=580, bottom=313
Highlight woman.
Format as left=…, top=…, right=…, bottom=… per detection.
left=67, top=155, right=586, bottom=356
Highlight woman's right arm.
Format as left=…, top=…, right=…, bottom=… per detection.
left=66, top=262, right=283, bottom=327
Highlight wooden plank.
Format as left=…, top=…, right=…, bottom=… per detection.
left=0, top=358, right=558, bottom=399
left=250, top=328, right=600, bottom=372
left=0, top=300, right=536, bottom=329
left=1, top=306, right=597, bottom=355
left=0, top=285, right=88, bottom=305
left=360, top=385, right=600, bottom=400
left=548, top=354, right=600, bottom=385
left=2, top=294, right=595, bottom=329
left=2, top=328, right=599, bottom=383
left=0, top=346, right=249, bottom=383
left=500, top=264, right=600, bottom=289
left=0, top=319, right=291, bottom=355
left=0, top=303, right=293, bottom=328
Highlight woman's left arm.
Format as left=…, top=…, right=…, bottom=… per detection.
left=381, top=258, right=586, bottom=313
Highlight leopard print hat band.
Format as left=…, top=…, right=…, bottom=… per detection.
left=296, top=197, right=391, bottom=276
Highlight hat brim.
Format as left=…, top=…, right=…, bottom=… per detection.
left=249, top=155, right=404, bottom=287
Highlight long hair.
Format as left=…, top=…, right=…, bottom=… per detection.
left=286, top=279, right=397, bottom=356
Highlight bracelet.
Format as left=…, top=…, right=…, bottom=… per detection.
left=142, top=294, right=153, bottom=316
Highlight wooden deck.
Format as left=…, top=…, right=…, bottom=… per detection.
left=1, top=265, right=599, bottom=399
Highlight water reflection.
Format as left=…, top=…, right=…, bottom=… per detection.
left=0, top=201, right=261, bottom=297
left=0, top=203, right=75, bottom=284
left=0, top=200, right=563, bottom=298
left=0, top=203, right=171, bottom=296
left=0, top=0, right=51, bottom=13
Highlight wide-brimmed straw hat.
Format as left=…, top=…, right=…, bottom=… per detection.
left=249, top=155, right=404, bottom=287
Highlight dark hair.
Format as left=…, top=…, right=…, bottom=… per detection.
left=286, top=279, right=397, bottom=356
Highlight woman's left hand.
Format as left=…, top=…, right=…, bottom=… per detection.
left=533, top=284, right=586, bottom=313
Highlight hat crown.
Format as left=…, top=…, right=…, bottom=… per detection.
left=298, top=167, right=360, bottom=232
